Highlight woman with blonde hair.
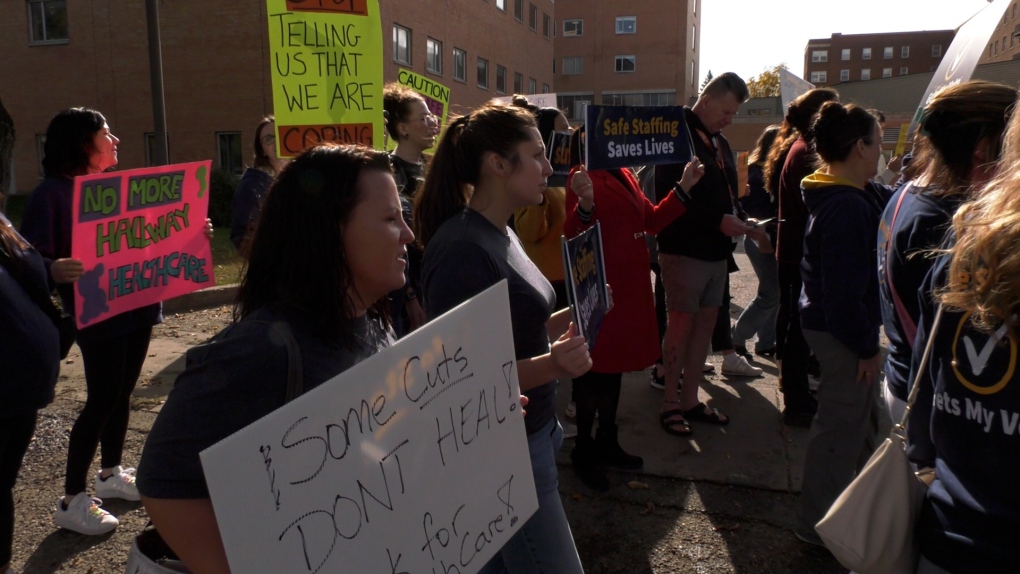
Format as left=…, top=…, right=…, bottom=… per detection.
left=907, top=91, right=1020, bottom=573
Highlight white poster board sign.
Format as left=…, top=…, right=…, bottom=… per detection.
left=907, top=0, right=1011, bottom=138
left=492, top=93, right=559, bottom=109
left=200, top=281, right=538, bottom=574
left=780, top=68, right=814, bottom=118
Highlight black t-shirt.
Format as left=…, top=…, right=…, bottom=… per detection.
left=421, top=209, right=557, bottom=436
left=136, top=306, right=391, bottom=499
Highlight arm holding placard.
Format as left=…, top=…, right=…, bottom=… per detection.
left=518, top=322, right=592, bottom=389
left=141, top=496, right=230, bottom=574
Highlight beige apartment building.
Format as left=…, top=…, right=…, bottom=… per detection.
left=802, top=30, right=955, bottom=87
left=1, top=0, right=554, bottom=195
left=981, top=0, right=1020, bottom=62
left=553, top=0, right=700, bottom=121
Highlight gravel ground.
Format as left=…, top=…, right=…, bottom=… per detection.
left=10, top=300, right=847, bottom=573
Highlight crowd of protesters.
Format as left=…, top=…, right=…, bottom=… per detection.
left=5, top=73, right=1020, bottom=573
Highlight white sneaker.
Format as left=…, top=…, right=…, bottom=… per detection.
left=94, top=465, right=140, bottom=501
left=721, top=354, right=763, bottom=377
left=54, top=492, right=118, bottom=535
left=564, top=401, right=577, bottom=419
left=561, top=421, right=578, bottom=439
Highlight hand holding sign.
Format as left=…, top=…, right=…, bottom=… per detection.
left=550, top=323, right=592, bottom=380
left=51, top=258, right=85, bottom=284
left=678, top=161, right=705, bottom=194
left=569, top=165, right=595, bottom=209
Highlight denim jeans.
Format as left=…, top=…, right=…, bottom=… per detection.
left=733, top=235, right=779, bottom=349
left=479, top=418, right=585, bottom=574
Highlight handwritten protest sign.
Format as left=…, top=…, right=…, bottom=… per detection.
left=584, top=105, right=692, bottom=170
left=397, top=68, right=450, bottom=124
left=70, top=161, right=213, bottom=329
left=908, top=0, right=1010, bottom=139
left=779, top=68, right=814, bottom=118
left=201, top=281, right=538, bottom=574
left=561, top=222, right=609, bottom=351
left=267, top=0, right=384, bottom=156
left=492, top=93, right=559, bottom=109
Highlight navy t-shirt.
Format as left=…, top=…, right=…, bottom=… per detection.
left=421, top=209, right=557, bottom=436
left=137, top=306, right=391, bottom=499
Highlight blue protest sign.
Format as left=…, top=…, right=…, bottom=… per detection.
left=547, top=130, right=572, bottom=187
left=584, top=105, right=692, bottom=170
left=561, top=222, right=609, bottom=351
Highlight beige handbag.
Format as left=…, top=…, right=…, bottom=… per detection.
left=814, top=306, right=942, bottom=574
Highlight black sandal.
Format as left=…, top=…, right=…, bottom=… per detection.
left=681, top=402, right=729, bottom=426
left=659, top=402, right=693, bottom=436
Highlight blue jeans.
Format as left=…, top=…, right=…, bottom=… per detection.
left=733, top=235, right=779, bottom=348
left=479, top=418, right=585, bottom=574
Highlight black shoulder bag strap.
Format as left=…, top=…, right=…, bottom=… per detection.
left=271, top=320, right=305, bottom=403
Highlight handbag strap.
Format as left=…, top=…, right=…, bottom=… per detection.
left=884, top=185, right=919, bottom=344
left=898, top=304, right=945, bottom=431
left=274, top=321, right=305, bottom=403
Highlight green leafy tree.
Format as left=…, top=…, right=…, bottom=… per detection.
left=699, top=70, right=714, bottom=94
left=745, top=64, right=788, bottom=98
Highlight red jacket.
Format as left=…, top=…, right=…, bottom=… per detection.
left=564, top=167, right=686, bottom=373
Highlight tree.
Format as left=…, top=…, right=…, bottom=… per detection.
left=0, top=93, right=13, bottom=206
left=699, top=70, right=714, bottom=94
left=745, top=64, right=788, bottom=99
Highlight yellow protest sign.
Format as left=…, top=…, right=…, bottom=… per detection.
left=397, top=69, right=450, bottom=125
left=266, top=0, right=384, bottom=156
left=893, top=123, right=910, bottom=158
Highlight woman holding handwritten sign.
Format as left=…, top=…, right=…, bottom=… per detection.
left=137, top=145, right=412, bottom=572
left=417, top=103, right=591, bottom=574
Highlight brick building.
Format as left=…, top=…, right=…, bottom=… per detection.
left=803, top=30, right=955, bottom=87
left=553, top=0, right=700, bottom=121
left=981, top=0, right=1020, bottom=62
left=1, top=0, right=554, bottom=195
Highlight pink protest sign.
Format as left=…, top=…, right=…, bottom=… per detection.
left=71, top=161, right=214, bottom=329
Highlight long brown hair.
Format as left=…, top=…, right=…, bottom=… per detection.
left=764, top=88, right=839, bottom=195
left=413, top=103, right=536, bottom=248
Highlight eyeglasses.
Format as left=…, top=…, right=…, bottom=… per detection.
left=261, top=134, right=276, bottom=146
left=412, top=114, right=440, bottom=127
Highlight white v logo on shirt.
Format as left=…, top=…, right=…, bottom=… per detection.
left=962, top=323, right=1009, bottom=376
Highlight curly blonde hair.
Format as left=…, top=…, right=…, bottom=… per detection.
left=940, top=92, right=1020, bottom=333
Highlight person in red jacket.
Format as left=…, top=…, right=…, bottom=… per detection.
left=565, top=128, right=703, bottom=490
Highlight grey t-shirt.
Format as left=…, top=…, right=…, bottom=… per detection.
left=422, top=209, right=557, bottom=436
left=136, top=307, right=391, bottom=499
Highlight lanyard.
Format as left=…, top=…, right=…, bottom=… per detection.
left=695, top=128, right=726, bottom=171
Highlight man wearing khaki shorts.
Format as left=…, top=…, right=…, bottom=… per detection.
left=653, top=73, right=760, bottom=436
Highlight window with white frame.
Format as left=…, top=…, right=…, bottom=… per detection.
left=496, top=0, right=506, bottom=11
left=900, top=66, right=909, bottom=75
left=932, top=44, right=942, bottom=57
left=862, top=47, right=872, bottom=60
left=426, top=38, right=442, bottom=74
left=559, top=94, right=592, bottom=120
left=529, top=78, right=536, bottom=93
left=514, top=72, right=523, bottom=93
left=496, top=65, right=506, bottom=93
left=692, top=24, right=696, bottom=50
left=393, top=25, right=411, bottom=65
left=861, top=68, right=871, bottom=80
left=542, top=83, right=550, bottom=93
left=810, top=71, right=827, bottom=83
left=882, top=67, right=892, bottom=78
left=28, top=0, right=68, bottom=43
left=562, top=56, right=583, bottom=75
left=453, top=48, right=467, bottom=82
left=901, top=45, right=910, bottom=57
left=841, top=48, right=851, bottom=60
left=811, top=50, right=828, bottom=63
left=563, top=19, right=582, bottom=37
left=543, top=13, right=551, bottom=38
left=477, top=57, right=489, bottom=88
left=840, top=69, right=849, bottom=82
left=615, top=55, right=636, bottom=73
left=529, top=3, right=537, bottom=30
left=616, top=16, right=636, bottom=35
left=884, top=46, right=893, bottom=59
left=514, top=0, right=523, bottom=21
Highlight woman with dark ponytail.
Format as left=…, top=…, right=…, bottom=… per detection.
left=792, top=103, right=886, bottom=545
left=417, top=102, right=591, bottom=574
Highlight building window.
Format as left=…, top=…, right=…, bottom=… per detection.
left=543, top=13, right=551, bottom=38
left=28, top=0, right=68, bottom=44
left=529, top=78, right=537, bottom=93
left=932, top=44, right=942, bottom=57
left=811, top=50, right=828, bottom=63
left=614, top=55, right=636, bottom=73
left=840, top=69, right=849, bottom=82
left=514, top=0, right=523, bottom=21
left=862, top=47, right=872, bottom=60
left=496, top=0, right=506, bottom=11
left=691, top=60, right=696, bottom=88
left=393, top=25, right=411, bottom=65
left=562, top=56, right=583, bottom=75
left=616, top=16, right=636, bottom=34
left=477, top=57, right=489, bottom=88
left=514, top=72, right=523, bottom=93
left=901, top=46, right=910, bottom=58
left=563, top=19, right=582, bottom=37
left=861, top=68, right=871, bottom=80
left=529, top=4, right=537, bottom=30
left=1014, top=3, right=1017, bottom=19
left=810, top=71, right=827, bottom=83
left=841, top=48, right=851, bottom=61
left=559, top=94, right=592, bottom=120
left=426, top=38, right=442, bottom=74
left=692, top=25, right=696, bottom=50
left=453, top=48, right=467, bottom=82
left=603, top=92, right=676, bottom=106
left=900, top=66, right=909, bottom=75
left=884, top=46, right=893, bottom=59
left=542, top=83, right=550, bottom=93
left=995, top=40, right=999, bottom=55
left=882, top=67, right=892, bottom=78
left=496, top=65, right=507, bottom=94
left=217, top=132, right=243, bottom=175
left=35, top=134, right=46, bottom=178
